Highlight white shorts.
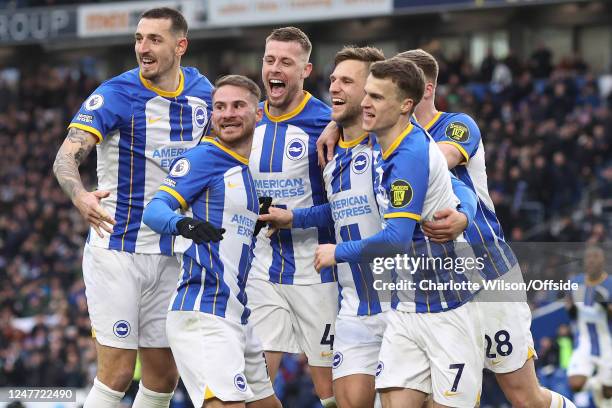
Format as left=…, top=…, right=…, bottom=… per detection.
left=246, top=278, right=339, bottom=366
left=476, top=301, right=537, bottom=373
left=167, top=311, right=274, bottom=406
left=82, top=244, right=179, bottom=349
left=567, top=338, right=612, bottom=386
left=376, top=303, right=484, bottom=408
left=332, top=313, right=387, bottom=380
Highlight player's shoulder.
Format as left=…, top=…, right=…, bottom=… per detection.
left=441, top=112, right=481, bottom=138
left=385, top=123, right=430, bottom=163
left=303, top=92, right=332, bottom=116
left=571, top=273, right=585, bottom=285
left=182, top=66, right=214, bottom=93
left=92, top=68, right=139, bottom=97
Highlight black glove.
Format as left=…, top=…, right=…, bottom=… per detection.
left=177, top=217, right=225, bottom=243
left=253, top=197, right=273, bottom=237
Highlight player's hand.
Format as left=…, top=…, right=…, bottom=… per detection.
left=73, top=190, right=116, bottom=238
left=314, top=244, right=337, bottom=272
left=258, top=207, right=294, bottom=238
left=177, top=217, right=225, bottom=243
left=253, top=197, right=273, bottom=237
left=316, top=121, right=340, bottom=167
left=422, top=208, right=468, bottom=243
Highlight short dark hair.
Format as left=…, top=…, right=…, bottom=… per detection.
left=396, top=49, right=439, bottom=85
left=370, top=57, right=425, bottom=107
left=334, top=46, right=385, bottom=67
left=213, top=75, right=262, bottom=103
left=141, top=7, right=188, bottom=36
left=266, top=26, right=312, bottom=58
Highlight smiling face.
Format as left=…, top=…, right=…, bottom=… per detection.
left=134, top=17, right=186, bottom=83
left=262, top=40, right=312, bottom=113
left=361, top=73, right=407, bottom=133
left=329, top=59, right=369, bottom=128
left=212, top=85, right=262, bottom=146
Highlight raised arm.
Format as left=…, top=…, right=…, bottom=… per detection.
left=53, top=127, right=115, bottom=237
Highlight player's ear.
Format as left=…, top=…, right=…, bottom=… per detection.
left=176, top=37, right=188, bottom=57
left=302, top=62, right=313, bottom=79
left=424, top=82, right=435, bottom=99
left=400, top=98, right=414, bottom=115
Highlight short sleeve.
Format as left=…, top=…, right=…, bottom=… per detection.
left=158, top=147, right=213, bottom=211
left=382, top=147, right=428, bottom=222
left=437, top=114, right=481, bottom=163
left=68, top=82, right=131, bottom=143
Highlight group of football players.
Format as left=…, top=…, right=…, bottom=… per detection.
left=53, top=6, right=609, bottom=408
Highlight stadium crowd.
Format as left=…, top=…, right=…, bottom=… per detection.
left=0, top=43, right=610, bottom=406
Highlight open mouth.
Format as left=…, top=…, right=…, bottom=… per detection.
left=268, top=79, right=286, bottom=97
left=220, top=123, right=241, bottom=130
left=332, top=98, right=345, bottom=106
left=141, top=56, right=156, bottom=68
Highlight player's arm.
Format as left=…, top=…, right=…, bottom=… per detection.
left=436, top=115, right=481, bottom=170
left=258, top=203, right=333, bottom=237
left=143, top=194, right=224, bottom=243
left=438, top=143, right=465, bottom=169
left=316, top=121, right=341, bottom=166
left=422, top=176, right=477, bottom=243
left=315, top=217, right=416, bottom=270
left=143, top=153, right=224, bottom=243
left=53, top=127, right=115, bottom=238
left=316, top=145, right=426, bottom=270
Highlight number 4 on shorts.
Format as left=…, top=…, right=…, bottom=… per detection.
left=320, top=323, right=334, bottom=349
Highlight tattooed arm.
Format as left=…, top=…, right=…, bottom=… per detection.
left=53, top=127, right=116, bottom=237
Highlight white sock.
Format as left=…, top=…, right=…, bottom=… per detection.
left=132, top=382, right=174, bottom=408
left=320, top=396, right=337, bottom=408
left=549, top=390, right=576, bottom=408
left=83, top=377, right=125, bottom=408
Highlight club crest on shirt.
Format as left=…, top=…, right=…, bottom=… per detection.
left=84, top=94, right=104, bottom=111
left=351, top=152, right=369, bottom=174
left=445, top=122, right=470, bottom=143
left=390, top=179, right=413, bottom=208
left=286, top=139, right=306, bottom=161
left=170, top=158, right=190, bottom=177
left=194, top=105, right=208, bottom=128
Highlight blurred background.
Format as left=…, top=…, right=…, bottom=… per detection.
left=0, top=0, right=610, bottom=407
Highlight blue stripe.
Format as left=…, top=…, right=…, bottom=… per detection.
left=586, top=322, right=600, bottom=356
left=197, top=181, right=231, bottom=318
left=308, top=134, right=337, bottom=283
left=584, top=286, right=595, bottom=306
left=237, top=243, right=252, bottom=324
left=267, top=205, right=296, bottom=284
left=331, top=148, right=352, bottom=194
left=109, top=114, right=146, bottom=252
left=241, top=168, right=257, bottom=214
left=456, top=167, right=516, bottom=280
left=172, top=255, right=202, bottom=311
left=169, top=97, right=194, bottom=142
left=259, top=122, right=287, bottom=173
left=339, top=224, right=382, bottom=316
left=159, top=234, right=173, bottom=255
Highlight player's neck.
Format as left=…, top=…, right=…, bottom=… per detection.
left=268, top=90, right=306, bottom=117
left=218, top=138, right=253, bottom=162
left=376, top=116, right=411, bottom=154
left=586, top=271, right=607, bottom=286
left=414, top=101, right=438, bottom=129
left=147, top=67, right=181, bottom=94
left=341, top=121, right=366, bottom=142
